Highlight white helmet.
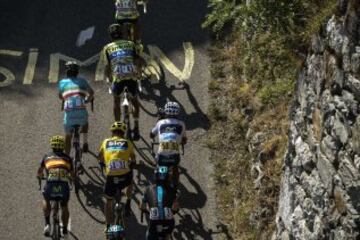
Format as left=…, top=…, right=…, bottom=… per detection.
left=164, top=102, right=180, bottom=116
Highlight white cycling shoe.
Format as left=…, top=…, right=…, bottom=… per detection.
left=43, top=224, right=50, bottom=237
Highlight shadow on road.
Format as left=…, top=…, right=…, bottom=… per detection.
left=140, top=76, right=210, bottom=131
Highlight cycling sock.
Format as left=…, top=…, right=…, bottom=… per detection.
left=83, top=133, right=88, bottom=143
left=45, top=216, right=50, bottom=225
left=63, top=227, right=68, bottom=234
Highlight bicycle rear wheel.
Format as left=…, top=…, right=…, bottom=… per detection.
left=73, top=147, right=81, bottom=194
left=51, top=202, right=61, bottom=240
left=123, top=106, right=132, bottom=140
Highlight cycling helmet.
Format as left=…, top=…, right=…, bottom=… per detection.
left=164, top=102, right=180, bottom=116
left=110, top=121, right=127, bottom=133
left=108, top=23, right=122, bottom=40
left=50, top=135, right=65, bottom=150
left=154, top=166, right=169, bottom=183
left=65, top=61, right=79, bottom=76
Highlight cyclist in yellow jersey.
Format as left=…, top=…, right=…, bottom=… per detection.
left=102, top=23, right=143, bottom=140
left=98, top=121, right=136, bottom=231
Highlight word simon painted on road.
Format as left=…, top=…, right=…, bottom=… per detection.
left=0, top=42, right=195, bottom=87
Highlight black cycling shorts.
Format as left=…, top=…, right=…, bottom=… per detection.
left=104, top=172, right=133, bottom=199
left=43, top=181, right=70, bottom=207
left=147, top=220, right=175, bottom=240
left=117, top=18, right=139, bottom=25
left=112, top=80, right=138, bottom=97
left=156, top=154, right=180, bottom=167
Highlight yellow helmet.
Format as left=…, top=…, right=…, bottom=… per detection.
left=50, top=135, right=65, bottom=150
left=110, top=121, right=126, bottom=133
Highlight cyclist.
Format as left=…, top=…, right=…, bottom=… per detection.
left=98, top=121, right=136, bottom=233
left=150, top=102, right=187, bottom=189
left=140, top=166, right=179, bottom=240
left=114, top=0, right=143, bottom=53
left=37, top=135, right=73, bottom=239
left=58, top=61, right=94, bottom=155
left=102, top=23, right=143, bottom=140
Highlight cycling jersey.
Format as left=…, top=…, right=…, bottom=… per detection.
left=40, top=152, right=73, bottom=183
left=115, top=0, right=140, bottom=20
left=58, top=77, right=91, bottom=112
left=58, top=78, right=91, bottom=132
left=151, top=118, right=186, bottom=155
left=99, top=136, right=134, bottom=176
left=102, top=40, right=138, bottom=83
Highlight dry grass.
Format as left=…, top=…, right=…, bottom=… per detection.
left=207, top=37, right=291, bottom=239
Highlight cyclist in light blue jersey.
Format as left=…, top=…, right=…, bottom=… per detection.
left=58, top=61, right=94, bottom=155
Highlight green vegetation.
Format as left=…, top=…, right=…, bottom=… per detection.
left=204, top=0, right=338, bottom=239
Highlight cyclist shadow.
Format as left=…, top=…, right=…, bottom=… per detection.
left=177, top=166, right=207, bottom=210
left=75, top=150, right=106, bottom=224
left=139, top=66, right=210, bottom=131
left=174, top=210, right=233, bottom=240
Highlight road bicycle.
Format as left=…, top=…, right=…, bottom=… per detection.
left=98, top=165, right=127, bottom=240
left=106, top=188, right=126, bottom=240
left=38, top=178, right=68, bottom=240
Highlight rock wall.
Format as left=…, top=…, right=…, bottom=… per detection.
left=273, top=1, right=360, bottom=239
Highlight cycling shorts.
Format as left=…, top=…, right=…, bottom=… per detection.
left=111, top=79, right=138, bottom=97
left=116, top=18, right=139, bottom=25
left=104, top=172, right=133, bottom=199
left=146, top=220, right=175, bottom=240
left=43, top=181, right=70, bottom=207
left=64, top=109, right=88, bottom=134
left=156, top=153, right=180, bottom=167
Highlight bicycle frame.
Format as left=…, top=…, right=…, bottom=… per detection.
left=106, top=187, right=126, bottom=240
left=121, top=87, right=132, bottom=139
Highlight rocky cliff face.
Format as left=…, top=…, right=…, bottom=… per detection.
left=273, top=1, right=360, bottom=239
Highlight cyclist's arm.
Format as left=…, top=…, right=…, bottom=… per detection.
left=98, top=149, right=105, bottom=164
left=129, top=141, right=136, bottom=166
left=149, top=123, right=158, bottom=139
left=37, top=166, right=44, bottom=178
left=181, top=122, right=187, bottom=145
left=68, top=157, right=75, bottom=181
left=102, top=48, right=112, bottom=83
left=37, top=155, right=47, bottom=178
left=171, top=188, right=180, bottom=212
left=86, top=84, right=95, bottom=102
left=140, top=187, right=150, bottom=210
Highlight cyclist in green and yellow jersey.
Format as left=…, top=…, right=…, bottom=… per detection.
left=101, top=23, right=143, bottom=140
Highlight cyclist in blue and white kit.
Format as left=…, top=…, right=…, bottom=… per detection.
left=58, top=61, right=94, bottom=155
left=150, top=102, right=187, bottom=189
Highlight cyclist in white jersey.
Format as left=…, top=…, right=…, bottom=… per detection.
left=150, top=102, right=187, bottom=189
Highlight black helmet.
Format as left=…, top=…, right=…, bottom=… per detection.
left=154, top=166, right=169, bottom=183
left=65, top=61, right=79, bottom=77
left=108, top=23, right=122, bottom=40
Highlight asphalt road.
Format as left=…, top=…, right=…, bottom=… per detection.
left=0, top=1, right=228, bottom=239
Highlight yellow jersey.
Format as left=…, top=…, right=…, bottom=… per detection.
left=99, top=136, right=134, bottom=176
